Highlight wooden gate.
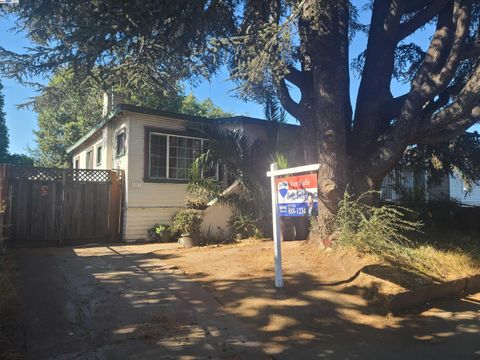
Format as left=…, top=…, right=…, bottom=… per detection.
left=0, top=165, right=123, bottom=247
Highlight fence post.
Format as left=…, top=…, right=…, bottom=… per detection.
left=108, top=171, right=121, bottom=242
left=59, top=169, right=65, bottom=246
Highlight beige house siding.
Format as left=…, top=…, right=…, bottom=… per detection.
left=71, top=116, right=128, bottom=171
left=124, top=112, right=197, bottom=241
left=72, top=132, right=102, bottom=169
left=68, top=108, right=284, bottom=242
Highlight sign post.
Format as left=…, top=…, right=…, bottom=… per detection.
left=270, top=163, right=283, bottom=288
left=267, top=163, right=320, bottom=289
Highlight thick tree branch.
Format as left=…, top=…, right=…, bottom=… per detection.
left=416, top=62, right=480, bottom=140
left=284, top=65, right=308, bottom=89
left=417, top=105, right=480, bottom=144
left=382, top=93, right=408, bottom=120
left=277, top=78, right=303, bottom=120
left=363, top=1, right=473, bottom=178
left=397, top=0, right=450, bottom=41
left=352, top=0, right=404, bottom=154
left=403, top=0, right=431, bottom=13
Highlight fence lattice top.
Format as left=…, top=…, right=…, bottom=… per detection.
left=7, top=166, right=119, bottom=183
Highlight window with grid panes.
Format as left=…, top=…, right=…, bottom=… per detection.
left=148, top=132, right=204, bottom=180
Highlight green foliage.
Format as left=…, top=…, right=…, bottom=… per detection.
left=148, top=224, right=173, bottom=242
left=229, top=210, right=262, bottom=240
left=188, top=123, right=299, bottom=237
left=173, top=209, right=202, bottom=236
left=32, top=68, right=232, bottom=167
left=402, top=132, right=480, bottom=187
left=188, top=127, right=272, bottom=231
left=5, top=153, right=34, bottom=166
left=0, top=80, right=8, bottom=163
left=335, top=191, right=423, bottom=259
left=270, top=152, right=289, bottom=169
left=0, top=1, right=235, bottom=89
left=2, top=1, right=480, bottom=194
left=199, top=225, right=228, bottom=245
left=185, top=197, right=209, bottom=210
left=180, top=94, right=232, bottom=118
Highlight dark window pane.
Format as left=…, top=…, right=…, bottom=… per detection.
left=149, top=134, right=167, bottom=178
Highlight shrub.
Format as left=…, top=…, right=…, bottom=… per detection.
left=335, top=191, right=423, bottom=261
left=229, top=210, right=262, bottom=239
left=148, top=224, right=173, bottom=242
left=185, top=197, right=209, bottom=210
left=173, top=209, right=202, bottom=236
left=199, top=225, right=230, bottom=245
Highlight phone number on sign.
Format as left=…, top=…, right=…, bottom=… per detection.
left=278, top=204, right=307, bottom=217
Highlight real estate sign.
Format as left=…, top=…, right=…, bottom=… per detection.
left=276, top=174, right=318, bottom=217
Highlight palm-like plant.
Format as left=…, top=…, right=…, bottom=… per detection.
left=188, top=126, right=273, bottom=235
left=188, top=96, right=295, bottom=237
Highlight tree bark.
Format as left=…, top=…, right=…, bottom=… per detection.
left=299, top=0, right=352, bottom=229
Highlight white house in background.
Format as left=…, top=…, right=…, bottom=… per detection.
left=67, top=96, right=299, bottom=242
left=380, top=170, right=480, bottom=206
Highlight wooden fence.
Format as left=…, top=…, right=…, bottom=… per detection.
left=0, top=164, right=124, bottom=247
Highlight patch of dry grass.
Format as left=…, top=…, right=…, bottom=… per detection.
left=408, top=244, right=480, bottom=281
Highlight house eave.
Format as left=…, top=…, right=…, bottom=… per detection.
left=66, top=108, right=122, bottom=154
left=66, top=103, right=301, bottom=155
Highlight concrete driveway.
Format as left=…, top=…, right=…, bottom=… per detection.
left=15, top=244, right=262, bottom=360
left=14, top=244, right=480, bottom=360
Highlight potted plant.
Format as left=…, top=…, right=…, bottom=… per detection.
left=173, top=209, right=202, bottom=248
left=148, top=223, right=172, bottom=242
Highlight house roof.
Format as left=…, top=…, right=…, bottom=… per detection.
left=66, top=103, right=299, bottom=154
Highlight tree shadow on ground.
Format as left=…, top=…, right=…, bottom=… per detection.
left=200, top=271, right=480, bottom=358
left=13, top=244, right=480, bottom=360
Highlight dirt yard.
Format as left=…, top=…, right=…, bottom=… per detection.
left=13, top=240, right=480, bottom=359
left=153, top=239, right=443, bottom=310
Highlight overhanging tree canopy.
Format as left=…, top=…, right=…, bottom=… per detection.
left=32, top=68, right=232, bottom=167
left=1, top=0, right=479, bottom=223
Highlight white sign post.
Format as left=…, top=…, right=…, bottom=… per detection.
left=267, top=163, right=320, bottom=289
left=269, top=163, right=283, bottom=288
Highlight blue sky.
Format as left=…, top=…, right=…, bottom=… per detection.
left=0, top=4, right=450, bottom=155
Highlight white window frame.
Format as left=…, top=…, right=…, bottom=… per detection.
left=95, top=141, right=103, bottom=167
left=74, top=156, right=80, bottom=169
left=115, top=127, right=127, bottom=158
left=148, top=132, right=206, bottom=180
left=85, top=147, right=94, bottom=169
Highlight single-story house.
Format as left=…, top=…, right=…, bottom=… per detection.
left=68, top=95, right=479, bottom=241
left=67, top=95, right=299, bottom=242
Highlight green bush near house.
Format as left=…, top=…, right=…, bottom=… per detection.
left=148, top=224, right=173, bottom=242
left=229, top=210, right=262, bottom=240
left=173, top=209, right=202, bottom=236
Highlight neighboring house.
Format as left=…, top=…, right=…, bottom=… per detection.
left=67, top=96, right=299, bottom=242
left=381, top=170, right=480, bottom=206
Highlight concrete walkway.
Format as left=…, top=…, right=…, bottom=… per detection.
left=15, top=245, right=263, bottom=359
left=14, top=244, right=480, bottom=360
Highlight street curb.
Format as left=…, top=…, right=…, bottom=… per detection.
left=389, top=274, right=480, bottom=314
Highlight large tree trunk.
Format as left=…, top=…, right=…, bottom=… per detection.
left=300, top=0, right=352, bottom=233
